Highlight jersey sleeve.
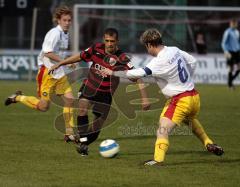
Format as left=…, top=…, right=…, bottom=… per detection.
left=42, top=30, right=59, bottom=53
left=80, top=45, right=94, bottom=62
left=123, top=59, right=156, bottom=78
left=221, top=30, right=229, bottom=52
left=118, top=53, right=134, bottom=70
left=144, top=58, right=159, bottom=76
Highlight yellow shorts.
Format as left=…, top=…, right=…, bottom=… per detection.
left=160, top=89, right=200, bottom=125
left=36, top=66, right=72, bottom=101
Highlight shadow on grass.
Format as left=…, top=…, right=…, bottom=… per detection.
left=98, top=135, right=155, bottom=142
left=137, top=158, right=240, bottom=169
left=166, top=158, right=240, bottom=166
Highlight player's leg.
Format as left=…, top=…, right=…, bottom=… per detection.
left=144, top=90, right=198, bottom=166
left=5, top=66, right=49, bottom=111
left=5, top=90, right=41, bottom=109
left=76, top=97, right=91, bottom=155
left=189, top=94, right=224, bottom=155
left=190, top=118, right=213, bottom=146
left=227, top=57, right=234, bottom=88
left=231, top=62, right=240, bottom=83
left=62, top=91, right=76, bottom=142
left=76, top=92, right=112, bottom=156
left=77, top=98, right=90, bottom=138
left=55, top=75, right=76, bottom=142
left=87, top=92, right=112, bottom=144
left=144, top=117, right=176, bottom=166
left=190, top=118, right=223, bottom=155
left=144, top=96, right=181, bottom=166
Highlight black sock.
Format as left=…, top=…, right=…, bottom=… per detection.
left=86, top=131, right=101, bottom=145
left=232, top=70, right=240, bottom=80
left=77, top=115, right=89, bottom=141
left=85, top=114, right=104, bottom=145
left=228, top=72, right=233, bottom=87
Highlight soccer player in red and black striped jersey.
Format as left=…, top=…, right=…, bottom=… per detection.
left=49, top=28, right=150, bottom=155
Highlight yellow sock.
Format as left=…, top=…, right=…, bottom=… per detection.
left=154, top=138, right=169, bottom=162
left=16, top=95, right=40, bottom=109
left=191, top=119, right=213, bottom=147
left=63, top=107, right=74, bottom=135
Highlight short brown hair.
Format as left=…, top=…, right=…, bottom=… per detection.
left=53, top=6, right=72, bottom=24
left=104, top=28, right=119, bottom=39
left=140, top=28, right=163, bottom=47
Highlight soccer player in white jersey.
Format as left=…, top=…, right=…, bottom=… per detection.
left=102, top=28, right=224, bottom=166
left=5, top=6, right=76, bottom=142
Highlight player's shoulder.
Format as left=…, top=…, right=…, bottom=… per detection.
left=167, top=46, right=180, bottom=51
left=115, top=49, right=125, bottom=56
left=45, top=26, right=61, bottom=38
left=165, top=46, right=183, bottom=57
left=94, top=42, right=105, bottom=49
left=224, top=27, right=233, bottom=34
left=90, top=42, right=105, bottom=54
left=116, top=50, right=131, bottom=64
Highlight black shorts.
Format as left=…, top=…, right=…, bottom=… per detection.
left=227, top=51, right=240, bottom=66
left=78, top=84, right=112, bottom=119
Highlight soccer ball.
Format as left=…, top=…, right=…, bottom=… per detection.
left=99, top=139, right=120, bottom=158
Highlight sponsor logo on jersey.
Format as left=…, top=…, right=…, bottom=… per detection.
left=109, top=57, right=117, bottom=66
left=127, top=62, right=133, bottom=68
left=43, top=92, right=48, bottom=96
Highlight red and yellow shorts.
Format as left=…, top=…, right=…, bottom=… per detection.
left=160, top=89, right=200, bottom=125
left=36, top=66, right=72, bottom=101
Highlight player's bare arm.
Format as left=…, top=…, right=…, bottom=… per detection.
left=48, top=54, right=81, bottom=74
left=136, top=79, right=151, bottom=111
left=101, top=67, right=146, bottom=78
left=101, top=68, right=150, bottom=110
left=44, top=52, right=62, bottom=63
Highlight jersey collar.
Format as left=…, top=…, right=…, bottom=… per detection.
left=56, top=25, right=68, bottom=34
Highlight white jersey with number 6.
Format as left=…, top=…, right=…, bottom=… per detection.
left=126, top=46, right=197, bottom=98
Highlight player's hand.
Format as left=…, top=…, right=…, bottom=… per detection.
left=101, top=68, right=113, bottom=76
left=141, top=98, right=151, bottom=111
left=48, top=64, right=60, bottom=75
left=224, top=51, right=231, bottom=59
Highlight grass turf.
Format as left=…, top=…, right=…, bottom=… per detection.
left=0, top=81, right=239, bottom=187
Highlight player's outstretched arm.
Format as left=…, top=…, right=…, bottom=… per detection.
left=44, top=52, right=62, bottom=63
left=48, top=54, right=81, bottom=74
left=101, top=68, right=146, bottom=78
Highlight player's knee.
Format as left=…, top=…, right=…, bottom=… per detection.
left=64, top=97, right=74, bottom=107
left=38, top=100, right=50, bottom=112
left=38, top=105, right=49, bottom=112
left=93, top=111, right=102, bottom=119
left=157, top=127, right=169, bottom=137
left=79, top=107, right=88, bottom=116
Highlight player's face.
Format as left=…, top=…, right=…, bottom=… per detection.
left=104, top=34, right=118, bottom=54
left=58, top=14, right=72, bottom=33
left=230, top=21, right=238, bottom=29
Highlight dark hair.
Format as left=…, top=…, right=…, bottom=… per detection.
left=104, top=28, right=119, bottom=39
left=53, top=6, right=72, bottom=24
left=140, top=28, right=163, bottom=47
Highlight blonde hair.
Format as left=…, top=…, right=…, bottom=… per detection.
left=52, top=6, right=72, bottom=24
left=140, top=28, right=163, bottom=47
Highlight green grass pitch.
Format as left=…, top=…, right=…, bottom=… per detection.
left=0, top=81, right=239, bottom=187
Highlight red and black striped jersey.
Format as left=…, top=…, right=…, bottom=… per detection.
left=80, top=42, right=133, bottom=93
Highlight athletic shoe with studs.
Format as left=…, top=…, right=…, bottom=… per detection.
left=5, top=90, right=23, bottom=106
left=206, top=143, right=224, bottom=156
left=143, top=159, right=163, bottom=166
left=76, top=143, right=89, bottom=156
left=64, top=134, right=78, bottom=143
